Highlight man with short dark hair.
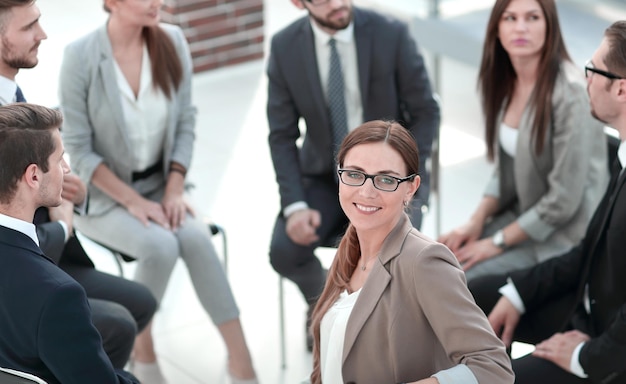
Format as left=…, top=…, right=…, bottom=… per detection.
left=470, top=20, right=626, bottom=384
left=0, top=0, right=156, bottom=371
left=0, top=103, right=138, bottom=383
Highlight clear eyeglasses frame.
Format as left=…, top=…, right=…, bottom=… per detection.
left=337, top=169, right=416, bottom=192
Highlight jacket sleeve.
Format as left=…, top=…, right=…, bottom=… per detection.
left=415, top=243, right=514, bottom=383
left=393, top=23, right=440, bottom=206
left=266, top=34, right=307, bottom=210
left=517, top=76, right=605, bottom=241
left=38, top=281, right=138, bottom=384
left=579, top=304, right=626, bottom=383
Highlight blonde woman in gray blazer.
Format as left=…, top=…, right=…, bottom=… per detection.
left=59, top=1, right=257, bottom=383
left=439, top=0, right=608, bottom=282
left=309, top=121, right=513, bottom=384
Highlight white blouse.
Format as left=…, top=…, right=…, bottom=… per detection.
left=113, top=45, right=168, bottom=172
left=320, top=289, right=361, bottom=384
left=499, top=122, right=518, bottom=158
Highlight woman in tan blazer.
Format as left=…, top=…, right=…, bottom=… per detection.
left=439, top=0, right=608, bottom=282
left=309, top=121, right=513, bottom=384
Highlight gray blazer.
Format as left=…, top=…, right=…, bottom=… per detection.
left=59, top=23, right=196, bottom=216
left=485, top=61, right=608, bottom=262
left=267, top=7, right=440, bottom=210
left=339, top=215, right=513, bottom=383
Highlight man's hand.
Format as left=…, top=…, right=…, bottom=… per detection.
left=286, top=208, right=321, bottom=246
left=533, top=330, right=590, bottom=372
left=488, top=296, right=521, bottom=348
left=61, top=173, right=86, bottom=206
left=48, top=199, right=75, bottom=234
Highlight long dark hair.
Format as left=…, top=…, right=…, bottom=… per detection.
left=309, top=120, right=419, bottom=384
left=478, top=0, right=571, bottom=161
left=104, top=3, right=183, bottom=99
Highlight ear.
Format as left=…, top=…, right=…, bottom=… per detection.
left=291, top=0, right=306, bottom=10
left=406, top=175, right=420, bottom=201
left=22, top=164, right=41, bottom=190
left=616, top=79, right=626, bottom=102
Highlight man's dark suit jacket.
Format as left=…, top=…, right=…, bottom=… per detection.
left=509, top=162, right=626, bottom=383
left=0, top=225, right=137, bottom=384
left=267, top=6, right=440, bottom=211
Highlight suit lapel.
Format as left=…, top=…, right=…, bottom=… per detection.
left=342, top=260, right=391, bottom=364
left=354, top=8, right=371, bottom=111
left=96, top=26, right=131, bottom=152
left=342, top=215, right=410, bottom=363
left=299, top=21, right=328, bottom=127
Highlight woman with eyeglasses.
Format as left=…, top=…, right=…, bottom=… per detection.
left=307, top=120, right=513, bottom=384
left=438, top=0, right=608, bottom=282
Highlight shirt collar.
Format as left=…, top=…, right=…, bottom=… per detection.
left=0, top=212, right=39, bottom=246
left=309, top=18, right=354, bottom=45
left=0, top=75, right=18, bottom=106
left=618, top=139, right=626, bottom=169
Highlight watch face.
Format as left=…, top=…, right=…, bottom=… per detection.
left=493, top=231, right=505, bottom=248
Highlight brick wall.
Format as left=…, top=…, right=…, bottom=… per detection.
left=162, top=0, right=265, bottom=73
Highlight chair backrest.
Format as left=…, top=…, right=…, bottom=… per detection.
left=0, top=367, right=48, bottom=384
left=605, top=126, right=620, bottom=170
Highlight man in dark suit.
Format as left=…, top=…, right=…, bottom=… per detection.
left=0, top=103, right=138, bottom=383
left=469, top=20, right=626, bottom=384
left=0, top=0, right=156, bottom=370
left=266, top=0, right=439, bottom=349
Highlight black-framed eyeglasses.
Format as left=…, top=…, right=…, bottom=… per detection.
left=303, top=0, right=331, bottom=5
left=585, top=60, right=623, bottom=80
left=337, top=169, right=416, bottom=192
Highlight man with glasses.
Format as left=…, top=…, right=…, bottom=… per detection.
left=266, top=0, right=440, bottom=351
left=469, top=20, right=626, bottom=384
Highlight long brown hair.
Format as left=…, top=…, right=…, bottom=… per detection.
left=309, top=120, right=419, bottom=384
left=477, top=0, right=571, bottom=161
left=104, top=2, right=183, bottom=99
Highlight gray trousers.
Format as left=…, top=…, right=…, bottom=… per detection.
left=75, top=188, right=239, bottom=326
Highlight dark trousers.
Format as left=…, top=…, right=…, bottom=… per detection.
left=62, top=264, right=157, bottom=369
left=469, top=274, right=589, bottom=384
left=270, top=175, right=424, bottom=304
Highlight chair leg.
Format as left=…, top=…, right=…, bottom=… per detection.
left=279, top=276, right=287, bottom=369
left=208, top=223, right=228, bottom=274
left=112, top=251, right=125, bottom=278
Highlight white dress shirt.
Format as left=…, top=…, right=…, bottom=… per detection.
left=0, top=75, right=20, bottom=105
left=113, top=45, right=168, bottom=172
left=0, top=213, right=39, bottom=246
left=320, top=289, right=361, bottom=384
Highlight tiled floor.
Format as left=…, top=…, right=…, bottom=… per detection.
left=22, top=0, right=624, bottom=383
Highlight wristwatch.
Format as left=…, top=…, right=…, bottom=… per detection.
left=492, top=230, right=507, bottom=249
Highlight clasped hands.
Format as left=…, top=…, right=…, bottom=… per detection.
left=286, top=208, right=321, bottom=246
left=127, top=191, right=195, bottom=231
left=438, top=218, right=503, bottom=271
left=489, top=296, right=590, bottom=373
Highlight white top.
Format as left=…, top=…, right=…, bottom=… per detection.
left=499, top=122, right=518, bottom=158
left=0, top=212, right=39, bottom=246
left=320, top=288, right=361, bottom=384
left=618, top=138, right=626, bottom=171
left=310, top=20, right=362, bottom=134
left=113, top=45, right=168, bottom=172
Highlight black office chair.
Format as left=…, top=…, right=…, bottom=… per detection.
left=0, top=367, right=47, bottom=384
